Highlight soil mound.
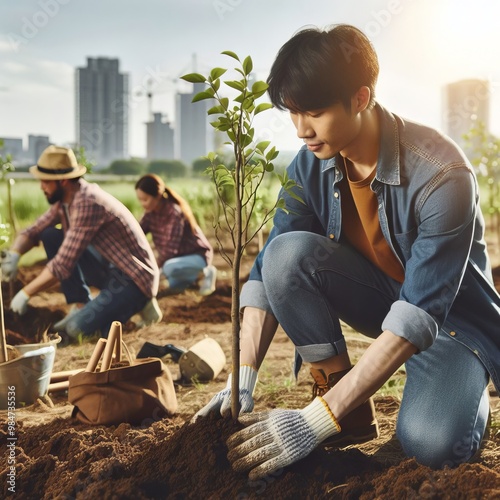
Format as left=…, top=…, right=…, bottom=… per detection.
left=2, top=413, right=499, bottom=499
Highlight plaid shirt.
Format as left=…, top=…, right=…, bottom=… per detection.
left=139, top=197, right=213, bottom=267
left=22, top=179, right=159, bottom=298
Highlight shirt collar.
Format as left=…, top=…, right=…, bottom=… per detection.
left=321, top=103, right=401, bottom=186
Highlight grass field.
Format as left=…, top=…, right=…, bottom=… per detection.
left=0, top=174, right=281, bottom=265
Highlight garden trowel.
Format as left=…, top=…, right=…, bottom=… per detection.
left=136, top=338, right=226, bottom=382
left=136, top=342, right=186, bottom=362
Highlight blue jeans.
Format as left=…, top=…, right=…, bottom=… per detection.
left=41, top=227, right=149, bottom=338
left=162, top=254, right=206, bottom=290
left=261, top=231, right=490, bottom=468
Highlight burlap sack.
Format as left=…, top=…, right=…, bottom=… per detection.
left=68, top=322, right=177, bottom=425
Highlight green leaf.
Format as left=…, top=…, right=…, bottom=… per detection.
left=181, top=73, right=206, bottom=83
left=234, top=67, right=246, bottom=78
left=242, top=135, right=253, bottom=148
left=242, top=56, right=253, bottom=76
left=225, top=80, right=246, bottom=92
left=233, top=94, right=245, bottom=104
left=242, top=99, right=255, bottom=112
left=211, top=78, right=221, bottom=92
left=256, top=141, right=271, bottom=153
left=265, top=146, right=279, bottom=161
left=210, top=67, right=227, bottom=80
left=255, top=103, right=273, bottom=115
left=208, top=104, right=226, bottom=115
left=222, top=50, right=240, bottom=61
left=251, top=81, right=268, bottom=94
left=215, top=164, right=230, bottom=174
left=276, top=198, right=287, bottom=209
left=192, top=90, right=215, bottom=103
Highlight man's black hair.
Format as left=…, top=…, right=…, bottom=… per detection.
left=267, top=24, right=379, bottom=113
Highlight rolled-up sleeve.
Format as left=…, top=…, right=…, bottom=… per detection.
left=382, top=300, right=438, bottom=351
left=240, top=279, right=273, bottom=313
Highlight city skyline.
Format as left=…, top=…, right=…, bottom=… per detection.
left=1, top=0, right=499, bottom=159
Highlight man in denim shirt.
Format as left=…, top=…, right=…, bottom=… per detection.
left=197, top=24, right=500, bottom=479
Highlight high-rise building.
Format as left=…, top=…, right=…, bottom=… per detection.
left=146, top=113, right=174, bottom=160
left=175, top=82, right=214, bottom=166
left=0, top=137, right=24, bottom=161
left=442, top=79, right=490, bottom=151
left=28, top=135, right=51, bottom=164
left=75, top=57, right=129, bottom=168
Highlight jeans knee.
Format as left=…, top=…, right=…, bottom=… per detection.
left=40, top=227, right=63, bottom=256
left=396, top=418, right=480, bottom=469
left=263, top=232, right=323, bottom=279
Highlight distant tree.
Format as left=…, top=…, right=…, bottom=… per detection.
left=192, top=157, right=211, bottom=176
left=73, top=146, right=95, bottom=174
left=147, top=159, right=187, bottom=178
left=0, top=139, right=16, bottom=238
left=463, top=120, right=500, bottom=243
left=108, top=159, right=145, bottom=176
left=146, top=160, right=170, bottom=176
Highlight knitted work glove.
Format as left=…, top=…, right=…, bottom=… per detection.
left=1, top=250, right=20, bottom=282
left=10, top=289, right=30, bottom=315
left=194, top=365, right=258, bottom=420
left=227, top=397, right=341, bottom=480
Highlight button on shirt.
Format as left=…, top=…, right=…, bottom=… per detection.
left=22, top=179, right=159, bottom=298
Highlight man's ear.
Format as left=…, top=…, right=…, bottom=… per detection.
left=352, top=86, right=371, bottom=113
left=59, top=179, right=72, bottom=190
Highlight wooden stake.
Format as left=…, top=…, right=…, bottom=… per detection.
left=85, top=338, right=107, bottom=372
left=50, top=369, right=83, bottom=383
left=100, top=321, right=121, bottom=372
left=0, top=281, right=8, bottom=363
left=48, top=380, right=70, bottom=393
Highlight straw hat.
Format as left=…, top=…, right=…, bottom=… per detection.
left=30, top=146, right=87, bottom=180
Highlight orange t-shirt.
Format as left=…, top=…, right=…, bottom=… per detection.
left=339, top=163, right=405, bottom=283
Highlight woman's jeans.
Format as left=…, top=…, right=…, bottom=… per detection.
left=261, top=231, right=490, bottom=469
left=162, top=254, right=206, bottom=290
left=41, top=227, right=149, bottom=338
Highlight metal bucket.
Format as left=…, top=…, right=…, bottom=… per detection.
left=0, top=335, right=61, bottom=409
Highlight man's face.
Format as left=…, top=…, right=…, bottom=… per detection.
left=290, top=100, right=361, bottom=160
left=41, top=180, right=64, bottom=204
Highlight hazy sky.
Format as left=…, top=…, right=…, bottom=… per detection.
left=1, top=0, right=499, bottom=157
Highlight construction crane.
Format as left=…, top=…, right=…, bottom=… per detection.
left=136, top=78, right=173, bottom=122
left=135, top=54, right=200, bottom=121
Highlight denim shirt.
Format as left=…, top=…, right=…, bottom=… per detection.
left=241, top=103, right=500, bottom=391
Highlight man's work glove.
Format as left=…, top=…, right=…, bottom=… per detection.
left=193, top=365, right=258, bottom=420
left=227, top=397, right=341, bottom=480
left=1, top=250, right=20, bottom=282
left=10, top=289, right=30, bottom=315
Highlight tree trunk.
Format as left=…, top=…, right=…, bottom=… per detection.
left=230, top=249, right=242, bottom=419
left=0, top=279, right=8, bottom=363
left=7, top=178, right=17, bottom=237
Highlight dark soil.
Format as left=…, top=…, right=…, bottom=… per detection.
left=1, top=412, right=499, bottom=499
left=0, top=261, right=499, bottom=498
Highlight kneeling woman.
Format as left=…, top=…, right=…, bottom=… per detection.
left=135, top=174, right=216, bottom=296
